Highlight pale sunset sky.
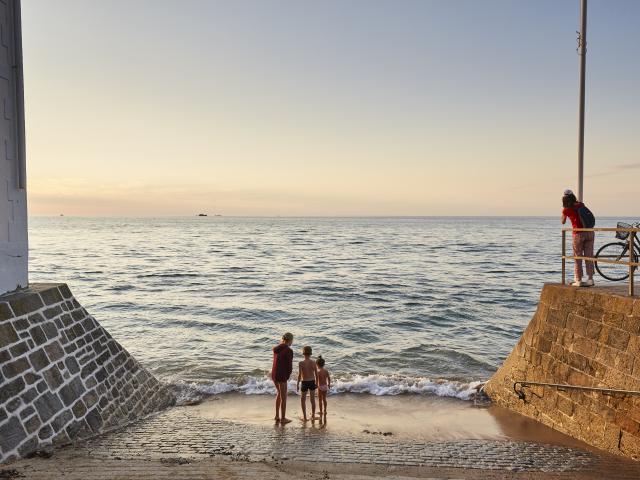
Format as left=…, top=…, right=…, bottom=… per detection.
left=22, top=0, right=640, bottom=216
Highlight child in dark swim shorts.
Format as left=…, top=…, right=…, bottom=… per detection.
left=296, top=345, right=318, bottom=422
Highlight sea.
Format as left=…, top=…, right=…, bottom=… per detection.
left=28, top=216, right=627, bottom=404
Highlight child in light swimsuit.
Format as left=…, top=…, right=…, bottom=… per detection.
left=316, top=355, right=331, bottom=416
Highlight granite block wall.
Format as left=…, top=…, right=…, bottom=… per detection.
left=0, top=283, right=175, bottom=463
left=485, top=284, right=640, bottom=459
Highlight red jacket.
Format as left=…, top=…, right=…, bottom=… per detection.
left=271, top=343, right=293, bottom=382
left=563, top=202, right=584, bottom=229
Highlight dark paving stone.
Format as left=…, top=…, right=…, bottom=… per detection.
left=0, top=377, right=26, bottom=404
left=44, top=341, right=64, bottom=362
left=27, top=313, right=44, bottom=324
left=85, top=408, right=104, bottom=433
left=43, top=306, right=63, bottom=321
left=65, top=420, right=85, bottom=439
left=2, top=357, right=30, bottom=379
left=0, top=302, right=13, bottom=321
left=42, top=366, right=64, bottom=390
left=6, top=397, right=22, bottom=413
left=9, top=294, right=44, bottom=317
left=12, top=317, right=29, bottom=331
left=58, top=285, right=73, bottom=299
left=0, top=322, right=19, bottom=348
left=81, top=361, right=98, bottom=379
left=28, top=348, right=49, bottom=372
left=22, top=372, right=42, bottom=385
left=33, top=391, right=64, bottom=423
left=59, top=377, right=85, bottom=407
left=38, top=424, right=52, bottom=440
left=0, top=416, right=27, bottom=454
left=41, top=322, right=59, bottom=341
left=82, top=390, right=98, bottom=409
left=9, top=341, right=29, bottom=357
left=52, top=430, right=71, bottom=446
left=17, top=436, right=39, bottom=457
left=65, top=357, right=80, bottom=375
left=51, top=410, right=73, bottom=432
left=0, top=348, right=11, bottom=363
left=20, top=387, right=39, bottom=405
left=71, top=399, right=87, bottom=419
left=19, top=406, right=35, bottom=420
left=60, top=314, right=73, bottom=327
left=40, top=287, right=64, bottom=306
left=29, top=325, right=47, bottom=346
left=24, top=414, right=42, bottom=434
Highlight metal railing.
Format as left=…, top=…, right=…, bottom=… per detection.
left=562, top=226, right=640, bottom=296
left=513, top=381, right=640, bottom=402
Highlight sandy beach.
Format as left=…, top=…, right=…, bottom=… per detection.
left=8, top=395, right=640, bottom=480
left=191, top=393, right=588, bottom=447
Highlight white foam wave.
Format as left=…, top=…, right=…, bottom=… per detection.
left=170, top=374, right=484, bottom=405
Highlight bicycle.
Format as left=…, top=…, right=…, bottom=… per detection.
left=594, top=222, right=640, bottom=281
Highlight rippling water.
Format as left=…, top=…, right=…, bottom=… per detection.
left=28, top=216, right=625, bottom=401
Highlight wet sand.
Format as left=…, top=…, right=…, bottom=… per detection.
left=11, top=395, right=640, bottom=480
left=191, top=393, right=589, bottom=448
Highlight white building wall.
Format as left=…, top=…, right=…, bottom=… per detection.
left=0, top=0, right=27, bottom=295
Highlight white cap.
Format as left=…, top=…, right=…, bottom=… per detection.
left=563, top=189, right=574, bottom=196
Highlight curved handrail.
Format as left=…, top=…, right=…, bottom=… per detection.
left=513, top=381, right=640, bottom=403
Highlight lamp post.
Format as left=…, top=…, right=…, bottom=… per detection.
left=577, top=0, right=587, bottom=202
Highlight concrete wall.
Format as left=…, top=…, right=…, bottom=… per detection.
left=0, top=284, right=175, bottom=464
left=0, top=0, right=28, bottom=295
left=485, top=284, right=640, bottom=459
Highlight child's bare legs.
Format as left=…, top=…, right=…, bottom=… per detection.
left=300, top=390, right=308, bottom=421
left=276, top=382, right=291, bottom=424
left=318, top=390, right=327, bottom=415
left=274, top=381, right=281, bottom=422
left=310, top=390, right=316, bottom=419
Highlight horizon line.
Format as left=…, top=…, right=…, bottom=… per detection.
left=29, top=214, right=636, bottom=219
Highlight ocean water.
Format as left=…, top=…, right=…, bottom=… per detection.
left=28, top=216, right=626, bottom=402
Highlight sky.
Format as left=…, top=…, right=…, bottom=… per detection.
left=21, top=0, right=640, bottom=216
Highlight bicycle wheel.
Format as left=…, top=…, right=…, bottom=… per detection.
left=595, top=242, right=633, bottom=281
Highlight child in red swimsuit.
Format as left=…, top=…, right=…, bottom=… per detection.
left=271, top=332, right=294, bottom=423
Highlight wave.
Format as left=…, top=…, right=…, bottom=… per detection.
left=138, top=273, right=201, bottom=278
left=168, top=374, right=485, bottom=406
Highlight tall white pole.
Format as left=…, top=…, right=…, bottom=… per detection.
left=577, top=0, right=587, bottom=202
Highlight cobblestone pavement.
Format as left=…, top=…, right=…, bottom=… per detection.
left=6, top=405, right=640, bottom=479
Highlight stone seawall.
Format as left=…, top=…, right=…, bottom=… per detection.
left=0, top=283, right=174, bottom=463
left=485, top=284, right=640, bottom=459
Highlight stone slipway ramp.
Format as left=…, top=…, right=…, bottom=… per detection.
left=485, top=284, right=640, bottom=459
left=0, top=283, right=174, bottom=463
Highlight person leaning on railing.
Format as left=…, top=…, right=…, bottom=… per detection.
left=561, top=189, right=595, bottom=287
